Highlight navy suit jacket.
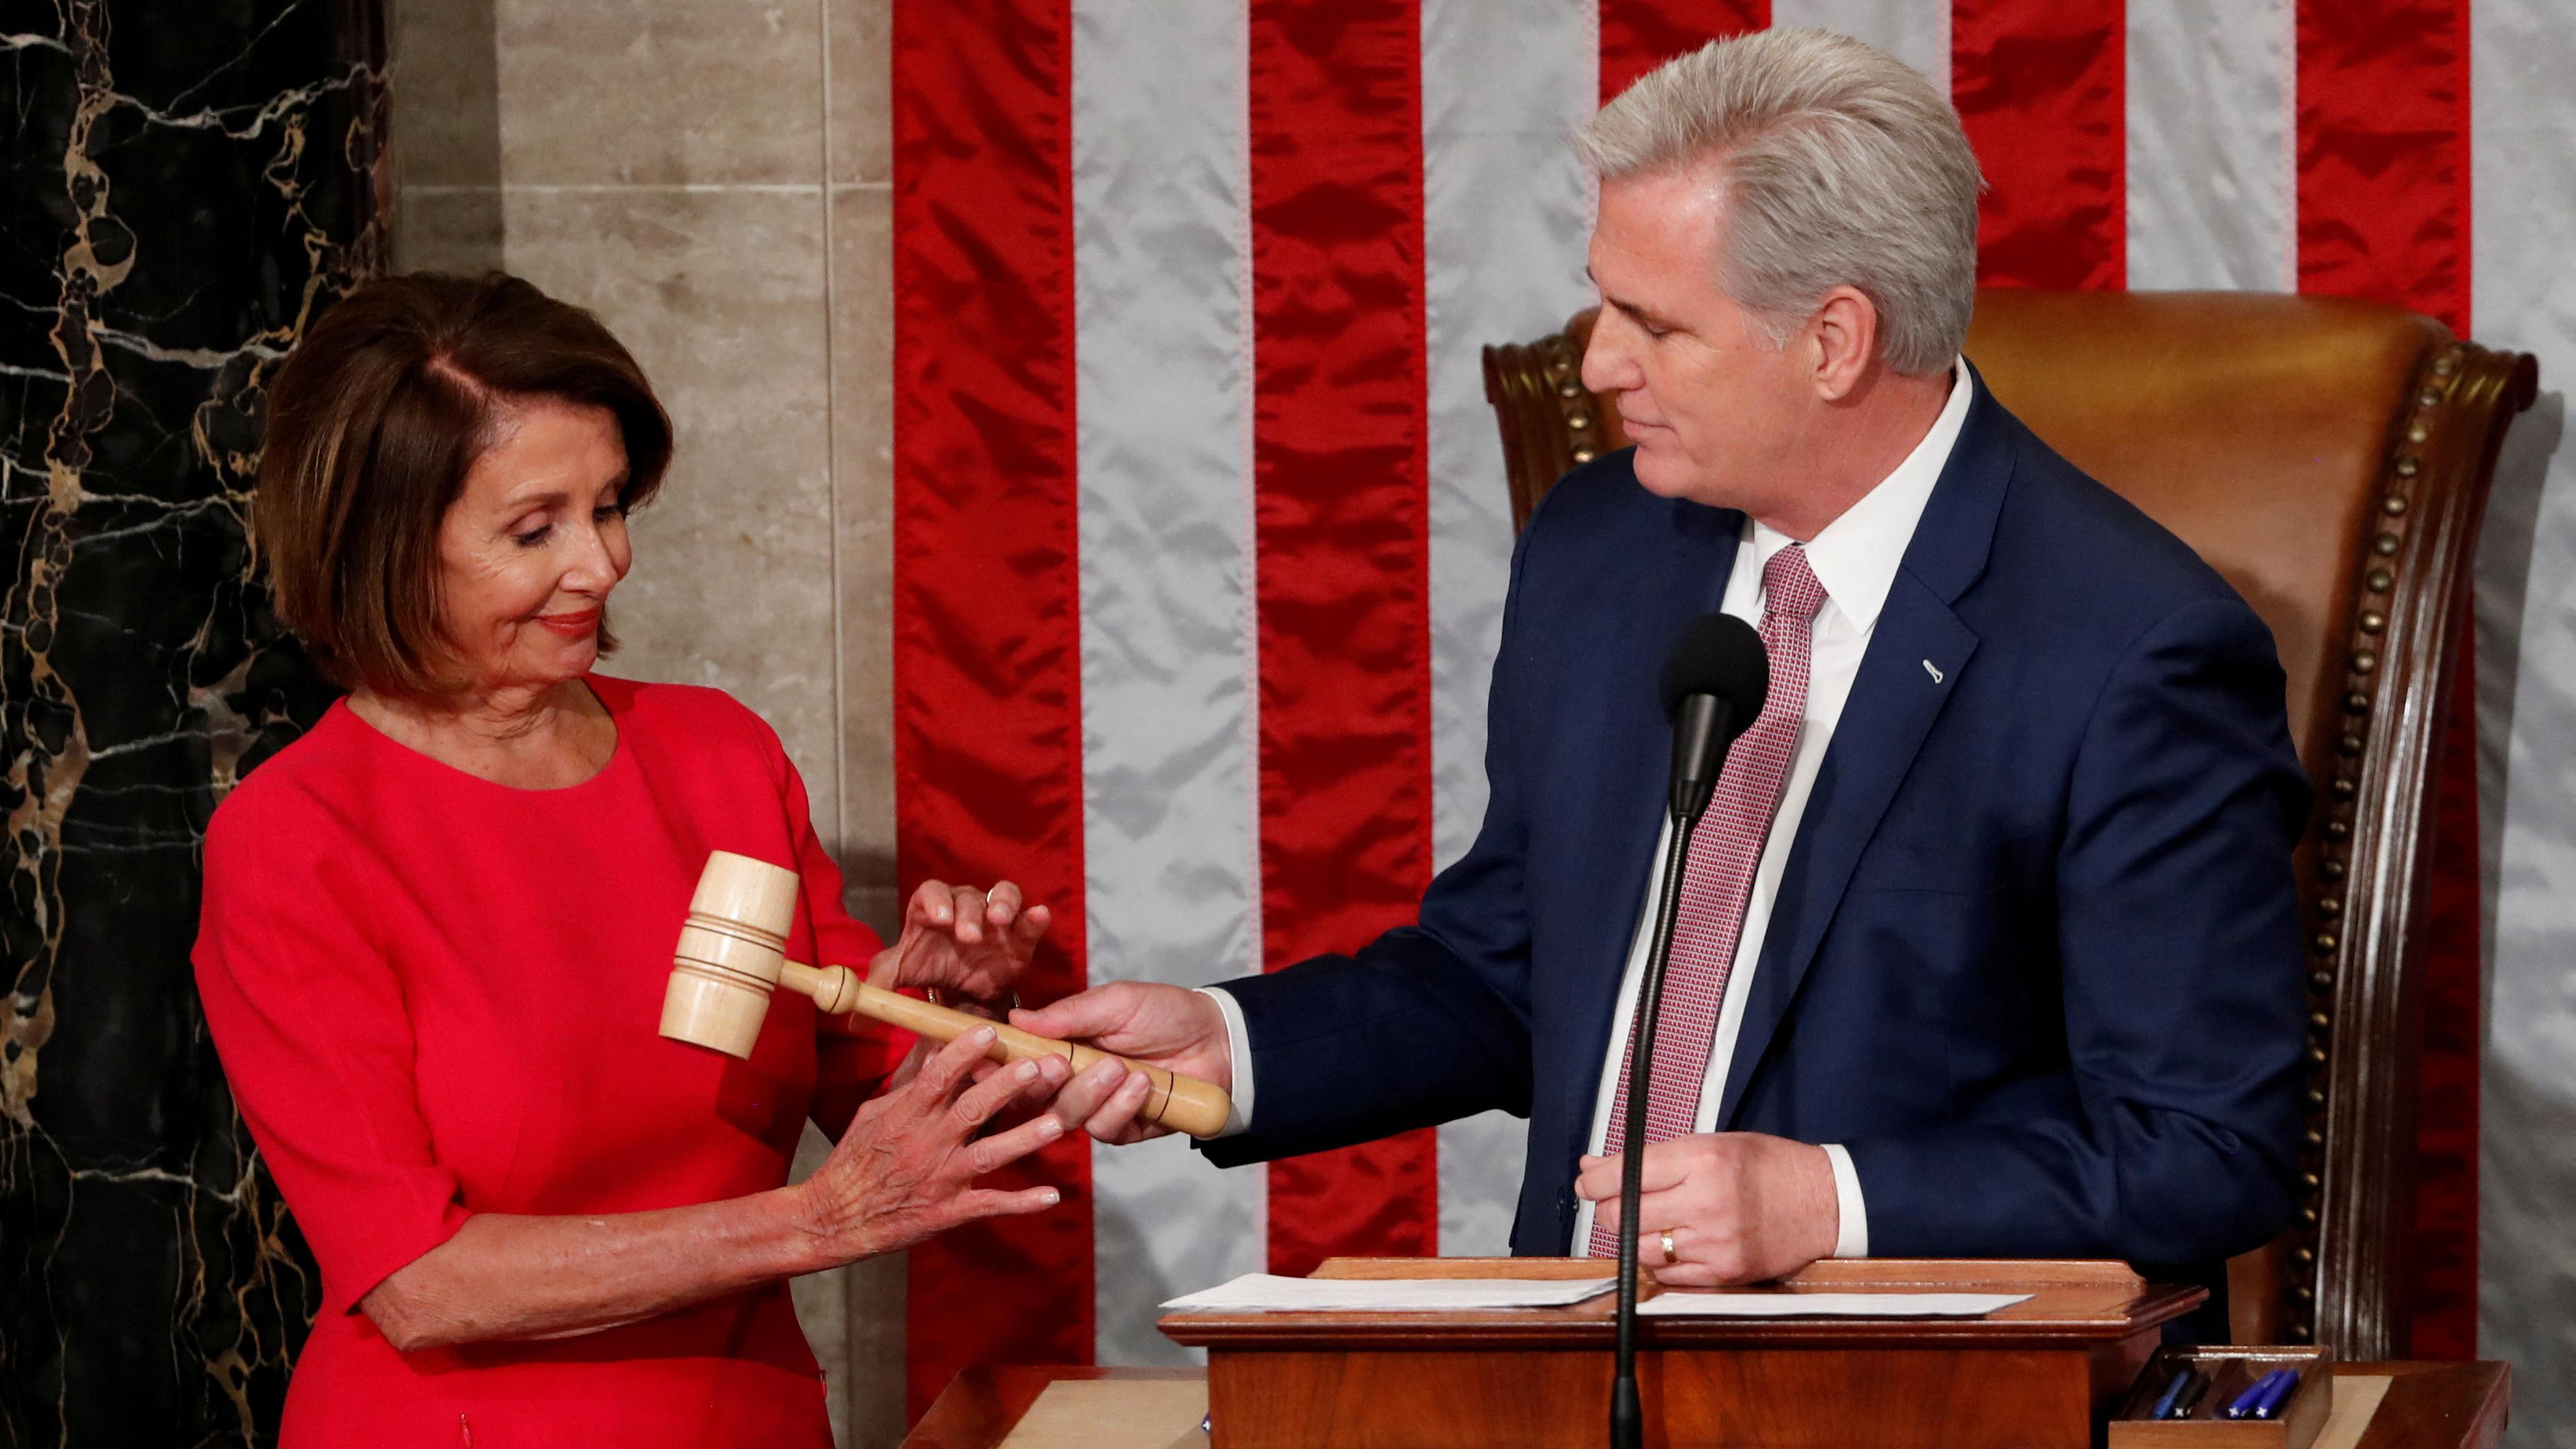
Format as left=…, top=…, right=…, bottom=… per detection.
left=1204, top=375, right=2311, bottom=1297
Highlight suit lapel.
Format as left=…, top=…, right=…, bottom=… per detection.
left=1714, top=583, right=1978, bottom=1125
left=1715, top=373, right=2019, bottom=1127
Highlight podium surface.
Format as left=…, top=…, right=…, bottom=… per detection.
left=1159, top=1257, right=2193, bottom=1447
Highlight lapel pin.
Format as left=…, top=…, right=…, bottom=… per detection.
left=1922, top=659, right=1945, bottom=684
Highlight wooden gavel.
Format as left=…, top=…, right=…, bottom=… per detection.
left=658, top=850, right=1235, bottom=1138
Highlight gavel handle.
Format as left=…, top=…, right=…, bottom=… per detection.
left=778, top=961, right=1234, bottom=1139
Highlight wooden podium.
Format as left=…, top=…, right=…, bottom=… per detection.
left=1157, top=1257, right=2203, bottom=1448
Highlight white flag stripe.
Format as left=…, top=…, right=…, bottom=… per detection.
left=2471, top=0, right=2576, bottom=1418
left=1071, top=0, right=1264, bottom=1366
left=1772, top=0, right=1951, bottom=96
left=2125, top=0, right=2295, bottom=292
left=1420, top=0, right=1597, bottom=1255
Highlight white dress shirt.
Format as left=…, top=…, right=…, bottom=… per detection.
left=1211, top=362, right=1975, bottom=1262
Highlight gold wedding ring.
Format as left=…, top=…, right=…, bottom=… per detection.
left=1659, top=1230, right=1678, bottom=1265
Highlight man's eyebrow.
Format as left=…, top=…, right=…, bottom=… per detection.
left=1585, top=266, right=1682, bottom=332
left=1601, top=292, right=1680, bottom=332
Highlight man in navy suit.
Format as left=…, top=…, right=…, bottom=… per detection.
left=1024, top=28, right=2307, bottom=1307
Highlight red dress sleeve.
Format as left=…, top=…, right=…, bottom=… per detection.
left=770, top=744, right=908, bottom=1119
left=192, top=792, right=470, bottom=1313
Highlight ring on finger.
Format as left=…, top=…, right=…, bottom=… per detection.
left=1659, top=1229, right=1679, bottom=1266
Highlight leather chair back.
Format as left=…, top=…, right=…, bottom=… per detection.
left=1483, top=291, right=2536, bottom=1357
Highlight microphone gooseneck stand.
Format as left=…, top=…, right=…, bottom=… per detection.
left=1610, top=690, right=1733, bottom=1449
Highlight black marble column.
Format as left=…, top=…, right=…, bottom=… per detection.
left=2, top=2, right=384, bottom=1442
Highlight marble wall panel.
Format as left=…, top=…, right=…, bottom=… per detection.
left=491, top=0, right=825, bottom=186
left=492, top=185, right=843, bottom=830
left=828, top=0, right=893, bottom=186
left=389, top=0, right=500, bottom=189
left=390, top=184, right=507, bottom=276
left=1, top=3, right=383, bottom=1443
left=831, top=183, right=896, bottom=934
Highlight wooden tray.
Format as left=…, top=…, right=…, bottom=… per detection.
left=2110, top=1345, right=2336, bottom=1449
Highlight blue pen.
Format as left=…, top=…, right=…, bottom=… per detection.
left=2250, top=1369, right=2303, bottom=1421
left=2149, top=1366, right=2201, bottom=1421
left=2168, top=1371, right=2212, bottom=1421
left=2225, top=1369, right=2288, bottom=1420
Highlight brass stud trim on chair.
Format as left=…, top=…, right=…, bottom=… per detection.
left=2280, top=337, right=2496, bottom=1354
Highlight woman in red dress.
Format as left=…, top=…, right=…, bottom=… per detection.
left=194, top=273, right=1148, bottom=1446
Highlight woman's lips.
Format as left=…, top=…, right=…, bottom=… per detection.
left=535, top=608, right=601, bottom=638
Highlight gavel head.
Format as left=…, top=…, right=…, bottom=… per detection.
left=660, top=851, right=803, bottom=1058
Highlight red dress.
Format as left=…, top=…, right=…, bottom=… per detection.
left=194, top=675, right=900, bottom=1448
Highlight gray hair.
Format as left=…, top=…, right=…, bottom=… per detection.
left=1576, top=28, right=1981, bottom=375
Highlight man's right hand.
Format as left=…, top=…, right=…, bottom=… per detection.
left=1012, top=983, right=1233, bottom=1144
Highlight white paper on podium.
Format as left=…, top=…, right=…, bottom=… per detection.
left=1638, top=1291, right=2031, bottom=1318
left=1161, top=1274, right=1618, bottom=1313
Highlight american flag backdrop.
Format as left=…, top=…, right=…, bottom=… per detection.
left=885, top=0, right=2576, bottom=1425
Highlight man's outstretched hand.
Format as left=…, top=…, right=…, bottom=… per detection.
left=1011, top=982, right=1234, bottom=1144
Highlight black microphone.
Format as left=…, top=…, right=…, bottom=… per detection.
left=1612, top=612, right=1768, bottom=1449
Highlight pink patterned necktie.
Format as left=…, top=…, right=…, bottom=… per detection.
left=1589, top=544, right=1827, bottom=1257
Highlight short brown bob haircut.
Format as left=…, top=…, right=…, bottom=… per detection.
left=256, top=271, right=673, bottom=696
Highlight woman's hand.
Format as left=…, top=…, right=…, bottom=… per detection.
left=867, top=879, right=1050, bottom=1015
left=355, top=1027, right=1077, bottom=1352
left=792, top=1026, right=1068, bottom=1263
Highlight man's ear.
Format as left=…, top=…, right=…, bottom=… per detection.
left=1807, top=287, right=1879, bottom=402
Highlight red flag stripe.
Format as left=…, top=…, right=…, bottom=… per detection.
left=1598, top=0, right=1769, bottom=104
left=2292, top=0, right=2480, bottom=1359
left=2296, top=0, right=2472, bottom=333
left=890, top=0, right=1093, bottom=1414
left=1952, top=0, right=2126, bottom=290
left=1247, top=0, right=1441, bottom=1278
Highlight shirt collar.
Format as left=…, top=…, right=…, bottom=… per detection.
left=1745, top=357, right=1973, bottom=634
